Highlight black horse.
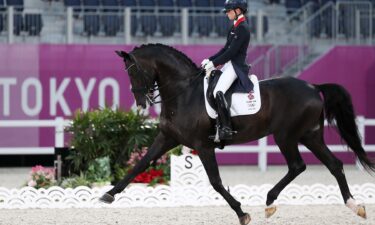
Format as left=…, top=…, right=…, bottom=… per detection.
left=100, top=44, right=374, bottom=224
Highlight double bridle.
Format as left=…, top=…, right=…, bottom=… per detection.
left=125, top=60, right=205, bottom=106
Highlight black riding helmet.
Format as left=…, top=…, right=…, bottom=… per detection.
left=222, top=0, right=248, bottom=14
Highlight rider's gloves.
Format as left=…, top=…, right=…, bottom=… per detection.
left=201, top=59, right=209, bottom=67
left=203, top=60, right=214, bottom=71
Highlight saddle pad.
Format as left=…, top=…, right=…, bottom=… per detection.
left=204, top=74, right=261, bottom=119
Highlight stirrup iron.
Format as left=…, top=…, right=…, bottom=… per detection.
left=214, top=123, right=220, bottom=143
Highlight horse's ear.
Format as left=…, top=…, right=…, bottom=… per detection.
left=115, top=50, right=131, bottom=60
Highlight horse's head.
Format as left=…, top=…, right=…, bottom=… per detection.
left=116, top=50, right=156, bottom=109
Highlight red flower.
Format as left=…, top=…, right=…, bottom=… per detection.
left=191, top=149, right=198, bottom=155
left=133, top=169, right=164, bottom=183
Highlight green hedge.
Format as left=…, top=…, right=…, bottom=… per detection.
left=64, top=108, right=159, bottom=184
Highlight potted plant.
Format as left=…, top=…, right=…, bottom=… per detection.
left=63, top=108, right=159, bottom=185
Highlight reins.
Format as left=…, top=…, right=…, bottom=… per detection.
left=126, top=61, right=205, bottom=106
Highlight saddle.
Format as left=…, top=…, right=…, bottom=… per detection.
left=204, top=70, right=261, bottom=148
left=204, top=70, right=261, bottom=119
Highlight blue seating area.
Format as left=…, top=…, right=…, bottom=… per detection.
left=59, top=0, right=271, bottom=38
left=158, top=0, right=175, bottom=36
left=120, top=0, right=137, bottom=35
left=195, top=0, right=213, bottom=36
left=213, top=0, right=229, bottom=37
left=24, top=14, right=43, bottom=36
left=139, top=0, right=157, bottom=36
left=285, top=0, right=303, bottom=15
left=102, top=0, right=120, bottom=36
left=0, top=0, right=4, bottom=33
left=176, top=0, right=193, bottom=35
left=0, top=0, right=43, bottom=36
left=82, top=0, right=100, bottom=36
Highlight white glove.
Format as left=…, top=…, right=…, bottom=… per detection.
left=203, top=60, right=215, bottom=79
left=203, top=60, right=214, bottom=71
left=201, top=58, right=209, bottom=67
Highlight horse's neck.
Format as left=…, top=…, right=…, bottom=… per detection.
left=157, top=70, right=204, bottom=109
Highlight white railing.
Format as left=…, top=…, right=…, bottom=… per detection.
left=0, top=116, right=374, bottom=171
left=0, top=117, right=69, bottom=155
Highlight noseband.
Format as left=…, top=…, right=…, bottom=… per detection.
left=125, top=61, right=162, bottom=105
left=125, top=59, right=204, bottom=106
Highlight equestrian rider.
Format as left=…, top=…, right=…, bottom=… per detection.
left=201, top=0, right=253, bottom=140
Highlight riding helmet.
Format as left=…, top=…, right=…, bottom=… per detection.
left=222, top=0, right=248, bottom=14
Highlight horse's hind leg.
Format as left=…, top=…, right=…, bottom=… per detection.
left=300, top=130, right=367, bottom=219
left=265, top=137, right=306, bottom=218
left=198, top=148, right=251, bottom=225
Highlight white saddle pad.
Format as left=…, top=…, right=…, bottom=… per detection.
left=204, top=74, right=261, bottom=119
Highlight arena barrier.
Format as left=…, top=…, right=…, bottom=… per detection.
left=0, top=154, right=374, bottom=209
left=1, top=116, right=375, bottom=171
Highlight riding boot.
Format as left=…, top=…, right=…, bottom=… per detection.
left=215, top=91, right=234, bottom=140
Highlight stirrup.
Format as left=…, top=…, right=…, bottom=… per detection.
left=219, top=127, right=237, bottom=140
left=208, top=123, right=221, bottom=143
left=209, top=126, right=237, bottom=142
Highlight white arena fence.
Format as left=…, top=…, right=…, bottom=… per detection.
left=0, top=116, right=375, bottom=171
left=0, top=154, right=374, bottom=209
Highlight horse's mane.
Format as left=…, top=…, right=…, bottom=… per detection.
left=132, top=43, right=199, bottom=70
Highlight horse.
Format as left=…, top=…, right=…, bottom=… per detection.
left=99, top=43, right=374, bottom=225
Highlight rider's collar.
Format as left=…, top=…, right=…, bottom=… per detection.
left=234, top=15, right=245, bottom=27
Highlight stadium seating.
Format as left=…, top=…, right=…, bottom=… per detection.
left=176, top=0, right=192, bottom=7
left=249, top=15, right=269, bottom=38
left=64, top=0, right=81, bottom=13
left=0, top=0, right=4, bottom=33
left=139, top=0, right=157, bottom=36
left=320, top=0, right=333, bottom=37
left=102, top=0, right=120, bottom=36
left=120, top=0, right=138, bottom=35
left=213, top=0, right=230, bottom=37
left=82, top=0, right=100, bottom=36
left=6, top=0, right=23, bottom=35
left=6, top=0, right=23, bottom=11
left=285, top=0, right=303, bottom=15
left=83, top=0, right=99, bottom=12
left=309, top=0, right=321, bottom=38
left=24, top=13, right=43, bottom=36
left=158, top=0, right=175, bottom=36
left=194, top=0, right=213, bottom=36
left=176, top=0, right=193, bottom=35
left=102, top=0, right=119, bottom=12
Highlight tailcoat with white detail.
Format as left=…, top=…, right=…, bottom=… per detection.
left=209, top=17, right=253, bottom=92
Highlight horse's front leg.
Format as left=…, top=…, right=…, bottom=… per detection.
left=198, top=148, right=251, bottom=225
left=100, top=132, right=178, bottom=203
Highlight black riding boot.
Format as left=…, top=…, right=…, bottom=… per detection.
left=215, top=91, right=234, bottom=140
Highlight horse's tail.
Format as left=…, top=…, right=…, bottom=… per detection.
left=315, top=83, right=375, bottom=173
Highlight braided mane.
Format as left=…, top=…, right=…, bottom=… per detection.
left=132, top=43, right=199, bottom=70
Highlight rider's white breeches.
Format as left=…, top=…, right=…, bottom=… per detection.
left=213, top=61, right=238, bottom=98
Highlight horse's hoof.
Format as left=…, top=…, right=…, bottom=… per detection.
left=265, top=205, right=277, bottom=218
left=357, top=205, right=367, bottom=219
left=99, top=193, right=115, bottom=204
left=239, top=213, right=251, bottom=225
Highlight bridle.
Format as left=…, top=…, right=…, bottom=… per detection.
left=125, top=60, right=205, bottom=106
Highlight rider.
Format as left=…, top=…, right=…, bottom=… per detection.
left=202, top=0, right=253, bottom=140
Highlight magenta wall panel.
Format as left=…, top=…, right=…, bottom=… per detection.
left=0, top=45, right=373, bottom=166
